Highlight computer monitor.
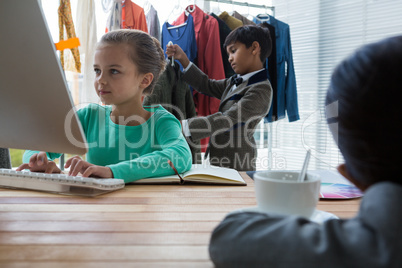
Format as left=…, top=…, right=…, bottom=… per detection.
left=0, top=0, right=88, bottom=155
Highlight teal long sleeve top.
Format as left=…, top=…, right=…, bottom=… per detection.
left=23, top=104, right=192, bottom=183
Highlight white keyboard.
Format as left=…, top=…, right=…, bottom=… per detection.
left=0, top=168, right=125, bottom=196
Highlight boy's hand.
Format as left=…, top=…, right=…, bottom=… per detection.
left=65, top=156, right=113, bottom=178
left=166, top=44, right=190, bottom=68
left=16, top=152, right=61, bottom=174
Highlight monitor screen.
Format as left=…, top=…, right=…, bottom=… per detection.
left=0, top=0, right=88, bottom=155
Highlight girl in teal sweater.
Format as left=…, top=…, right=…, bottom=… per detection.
left=17, top=30, right=192, bottom=183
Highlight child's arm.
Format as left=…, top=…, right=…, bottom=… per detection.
left=105, top=112, right=192, bottom=183
left=166, top=44, right=227, bottom=99
left=188, top=82, right=272, bottom=141
left=210, top=181, right=399, bottom=267
left=210, top=212, right=335, bottom=265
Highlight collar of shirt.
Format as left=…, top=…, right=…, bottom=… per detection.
left=230, top=68, right=265, bottom=92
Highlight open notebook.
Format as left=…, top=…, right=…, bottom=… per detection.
left=131, top=164, right=247, bottom=185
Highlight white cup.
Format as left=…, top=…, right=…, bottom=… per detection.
left=254, top=171, right=321, bottom=218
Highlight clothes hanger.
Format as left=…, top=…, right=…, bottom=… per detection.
left=217, top=0, right=227, bottom=17
left=246, top=3, right=255, bottom=21
left=143, top=0, right=151, bottom=14
left=187, top=5, right=195, bottom=13
left=166, top=1, right=188, bottom=29
left=167, top=22, right=187, bottom=30
left=210, top=0, right=221, bottom=14
left=165, top=2, right=183, bottom=24
left=101, top=0, right=123, bottom=13
left=257, top=5, right=271, bottom=22
left=184, top=0, right=196, bottom=16
left=229, top=0, right=237, bottom=17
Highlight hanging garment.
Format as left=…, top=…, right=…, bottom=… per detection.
left=253, top=16, right=278, bottom=122
left=58, top=0, right=81, bottom=72
left=76, top=0, right=98, bottom=104
left=104, top=0, right=122, bottom=32
left=145, top=4, right=160, bottom=41
left=232, top=11, right=256, bottom=26
left=174, top=5, right=225, bottom=152
left=218, top=11, right=243, bottom=30
left=143, top=62, right=201, bottom=164
left=161, top=14, right=197, bottom=71
left=266, top=16, right=299, bottom=122
left=122, top=0, right=148, bottom=32
left=210, top=13, right=235, bottom=78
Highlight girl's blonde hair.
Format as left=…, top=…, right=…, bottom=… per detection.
left=97, top=29, right=166, bottom=95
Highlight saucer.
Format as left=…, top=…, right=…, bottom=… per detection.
left=310, top=209, right=339, bottom=223
left=229, top=207, right=339, bottom=224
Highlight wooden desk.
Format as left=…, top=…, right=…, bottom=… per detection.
left=0, top=173, right=361, bottom=267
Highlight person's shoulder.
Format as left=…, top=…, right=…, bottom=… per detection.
left=366, top=181, right=402, bottom=196
left=248, top=79, right=270, bottom=88
left=244, top=78, right=271, bottom=100
left=147, top=105, right=181, bottom=130
left=77, top=103, right=111, bottom=119
left=145, top=105, right=176, bottom=120
left=246, top=70, right=270, bottom=88
left=79, top=103, right=110, bottom=112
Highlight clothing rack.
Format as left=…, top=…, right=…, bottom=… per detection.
left=206, top=0, right=275, bottom=16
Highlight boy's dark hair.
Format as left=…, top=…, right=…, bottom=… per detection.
left=326, top=35, right=402, bottom=187
left=223, top=25, right=272, bottom=63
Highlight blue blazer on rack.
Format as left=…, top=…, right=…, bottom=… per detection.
left=257, top=15, right=299, bottom=122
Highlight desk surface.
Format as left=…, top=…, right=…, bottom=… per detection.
left=0, top=173, right=361, bottom=267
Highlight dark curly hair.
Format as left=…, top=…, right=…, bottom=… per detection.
left=223, top=25, right=272, bottom=63
left=326, top=35, right=402, bottom=187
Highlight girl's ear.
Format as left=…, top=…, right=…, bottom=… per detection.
left=140, top=73, right=154, bottom=89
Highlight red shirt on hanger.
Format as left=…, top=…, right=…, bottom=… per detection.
left=174, top=5, right=224, bottom=117
left=122, top=0, right=148, bottom=33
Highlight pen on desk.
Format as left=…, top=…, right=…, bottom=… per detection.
left=168, top=160, right=184, bottom=184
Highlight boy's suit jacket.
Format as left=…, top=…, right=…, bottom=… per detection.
left=182, top=64, right=272, bottom=171
left=209, top=181, right=402, bottom=267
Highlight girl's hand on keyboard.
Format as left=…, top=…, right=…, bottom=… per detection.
left=16, top=152, right=61, bottom=174
left=65, top=156, right=114, bottom=178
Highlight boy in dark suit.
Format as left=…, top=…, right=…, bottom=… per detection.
left=166, top=25, right=272, bottom=171
left=208, top=36, right=402, bottom=267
